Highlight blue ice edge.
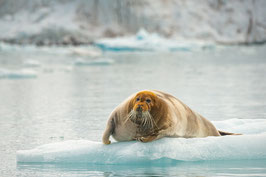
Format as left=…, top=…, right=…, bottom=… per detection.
left=94, top=43, right=192, bottom=52
left=17, top=119, right=266, bottom=164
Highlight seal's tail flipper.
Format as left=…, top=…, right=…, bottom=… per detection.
left=218, top=130, right=242, bottom=136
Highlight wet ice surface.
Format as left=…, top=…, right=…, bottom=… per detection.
left=0, top=43, right=266, bottom=176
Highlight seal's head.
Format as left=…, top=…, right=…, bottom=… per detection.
left=133, top=91, right=157, bottom=112
left=127, top=91, right=159, bottom=129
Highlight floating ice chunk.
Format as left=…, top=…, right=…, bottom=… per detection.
left=95, top=29, right=214, bottom=52
left=16, top=134, right=266, bottom=164
left=74, top=58, right=114, bottom=66
left=0, top=42, right=38, bottom=52
left=23, top=60, right=41, bottom=68
left=0, top=68, right=37, bottom=79
left=95, top=39, right=145, bottom=52
left=136, top=28, right=150, bottom=40
left=70, top=47, right=102, bottom=57
left=17, top=119, right=266, bottom=164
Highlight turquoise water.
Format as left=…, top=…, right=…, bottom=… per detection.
left=0, top=44, right=266, bottom=176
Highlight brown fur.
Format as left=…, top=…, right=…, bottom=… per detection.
left=102, top=90, right=241, bottom=144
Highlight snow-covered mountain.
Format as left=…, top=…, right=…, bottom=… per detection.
left=0, top=0, right=265, bottom=45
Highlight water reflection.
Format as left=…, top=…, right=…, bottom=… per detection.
left=17, top=159, right=266, bottom=177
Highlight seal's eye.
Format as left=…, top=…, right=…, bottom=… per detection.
left=136, top=98, right=140, bottom=102
left=146, top=99, right=151, bottom=103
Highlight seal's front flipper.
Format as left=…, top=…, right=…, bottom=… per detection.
left=102, top=114, right=116, bottom=145
left=102, top=127, right=111, bottom=145
left=136, top=134, right=159, bottom=143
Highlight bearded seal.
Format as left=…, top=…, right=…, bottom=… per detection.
left=102, top=90, right=240, bottom=144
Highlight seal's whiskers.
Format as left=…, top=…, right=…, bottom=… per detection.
left=124, top=110, right=135, bottom=124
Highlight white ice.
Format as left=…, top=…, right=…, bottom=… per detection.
left=0, top=68, right=37, bottom=79
left=70, top=47, right=102, bottom=58
left=74, top=58, right=114, bottom=66
left=17, top=119, right=266, bottom=164
left=23, top=60, right=41, bottom=68
left=95, top=29, right=214, bottom=52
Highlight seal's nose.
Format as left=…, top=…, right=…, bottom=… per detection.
left=136, top=105, right=142, bottom=112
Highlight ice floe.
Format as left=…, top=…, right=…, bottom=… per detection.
left=70, top=47, right=102, bottom=58
left=23, top=60, right=41, bottom=68
left=0, top=68, right=37, bottom=79
left=74, top=58, right=114, bottom=66
left=17, top=119, right=266, bottom=164
left=94, top=29, right=215, bottom=52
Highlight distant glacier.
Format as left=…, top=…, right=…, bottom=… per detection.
left=0, top=0, right=265, bottom=45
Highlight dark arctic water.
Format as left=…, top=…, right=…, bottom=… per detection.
left=0, top=44, right=266, bottom=176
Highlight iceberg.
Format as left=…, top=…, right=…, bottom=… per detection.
left=17, top=119, right=266, bottom=164
left=94, top=29, right=214, bottom=52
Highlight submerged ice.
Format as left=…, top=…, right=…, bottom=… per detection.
left=17, top=119, right=266, bottom=164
